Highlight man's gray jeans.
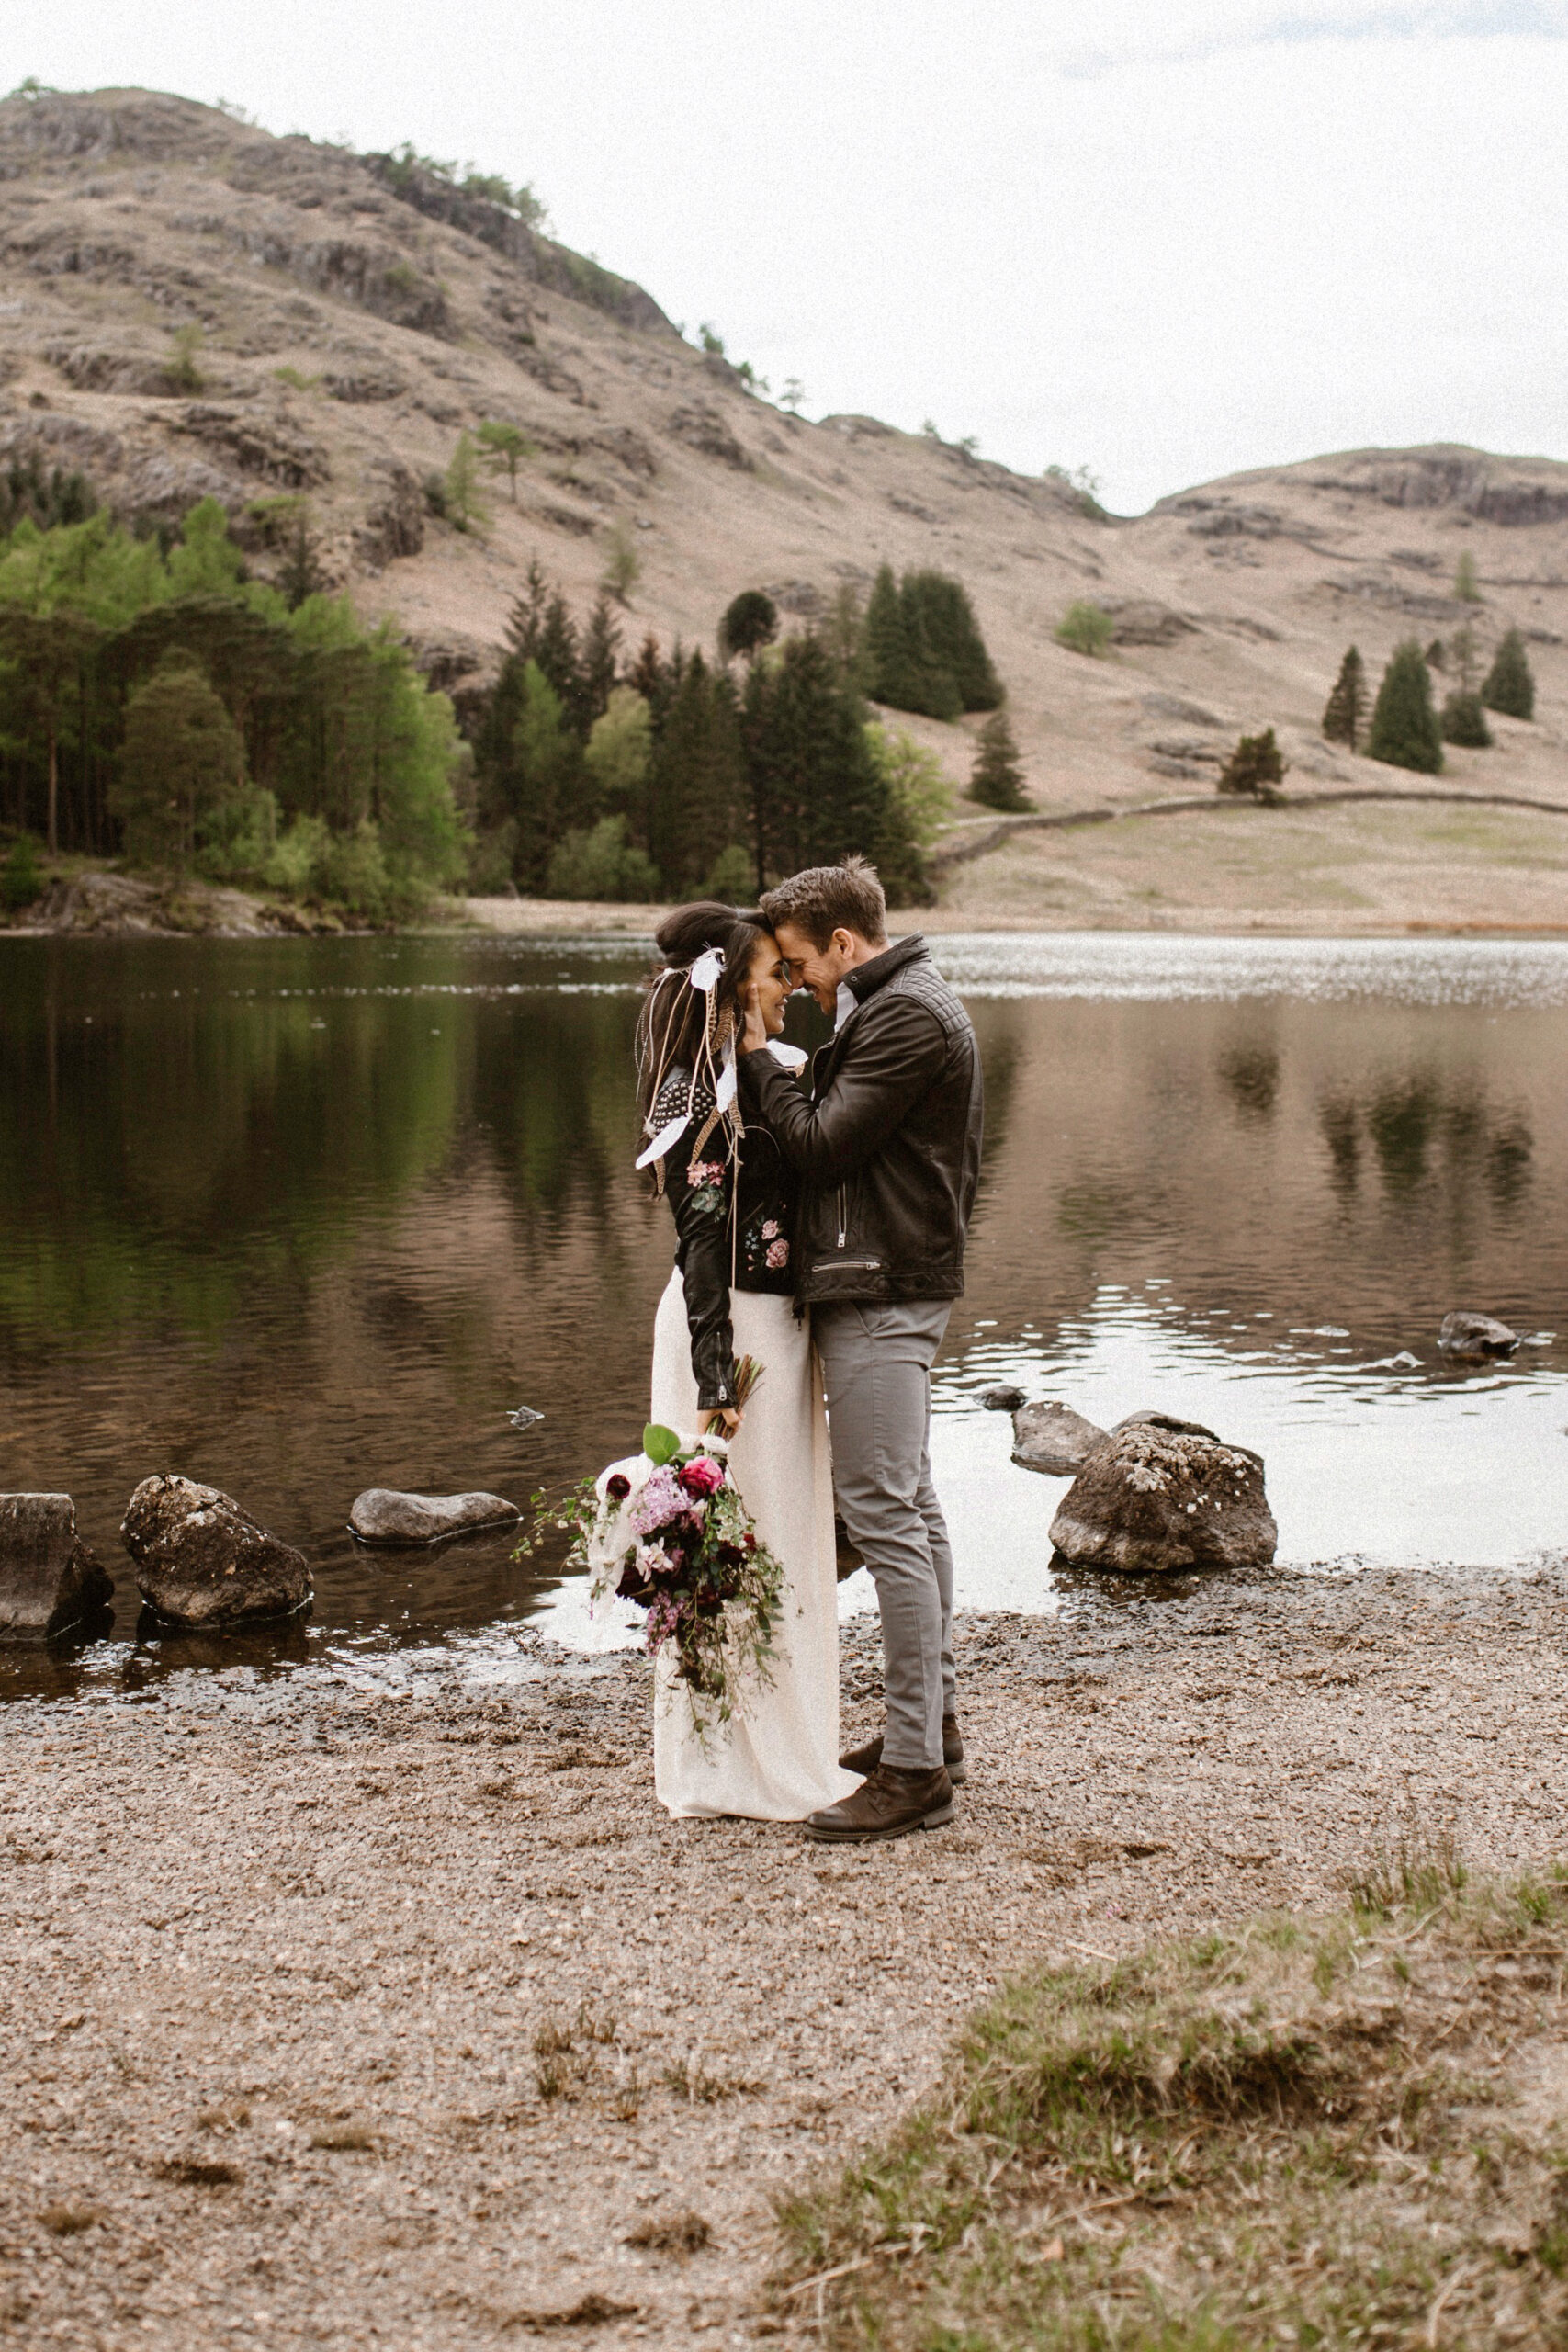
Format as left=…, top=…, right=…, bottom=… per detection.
left=813, top=1298, right=955, bottom=1771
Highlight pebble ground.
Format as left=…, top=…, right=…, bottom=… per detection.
left=3, top=1565, right=1565, bottom=2349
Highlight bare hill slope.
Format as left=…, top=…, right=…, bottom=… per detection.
left=4, top=86, right=1567, bottom=927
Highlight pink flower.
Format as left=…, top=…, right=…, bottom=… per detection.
left=766, top=1238, right=790, bottom=1269
left=627, top=1466, right=682, bottom=1537
left=678, top=1455, right=725, bottom=1498
left=690, top=1161, right=726, bottom=1189
left=761, top=1220, right=780, bottom=1241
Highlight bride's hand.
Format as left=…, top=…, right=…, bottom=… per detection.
left=739, top=984, right=768, bottom=1056
left=700, top=1406, right=742, bottom=1439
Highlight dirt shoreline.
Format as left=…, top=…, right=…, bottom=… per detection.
left=3, top=1566, right=1565, bottom=2348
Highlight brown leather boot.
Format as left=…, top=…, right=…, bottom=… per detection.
left=840, top=1715, right=965, bottom=1786
left=805, top=1763, right=954, bottom=1842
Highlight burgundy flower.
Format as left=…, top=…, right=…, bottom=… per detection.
left=605, top=1473, right=632, bottom=1502
left=678, top=1456, right=725, bottom=1498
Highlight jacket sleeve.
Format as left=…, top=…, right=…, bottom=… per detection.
left=739, top=998, right=948, bottom=1182
left=663, top=1155, right=737, bottom=1412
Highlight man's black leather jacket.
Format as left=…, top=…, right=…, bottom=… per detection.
left=652, top=1067, right=795, bottom=1411
left=738, top=935, right=983, bottom=1305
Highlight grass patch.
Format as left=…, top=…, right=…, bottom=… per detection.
left=773, top=1852, right=1568, bottom=2348
left=625, top=2208, right=714, bottom=2254
left=39, top=2202, right=103, bottom=2235
left=309, top=2122, right=376, bottom=2152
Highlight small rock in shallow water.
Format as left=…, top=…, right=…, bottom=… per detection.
left=1050, top=1424, right=1276, bottom=1574
left=349, top=1489, right=521, bottom=1545
left=979, top=1385, right=1026, bottom=1413
left=507, top=1405, right=545, bottom=1430
left=121, top=1476, right=310, bottom=1627
left=1438, top=1311, right=1518, bottom=1362
left=1010, top=1401, right=1108, bottom=1476
left=0, top=1494, right=112, bottom=1639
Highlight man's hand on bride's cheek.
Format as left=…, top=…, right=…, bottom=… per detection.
left=740, top=985, right=768, bottom=1055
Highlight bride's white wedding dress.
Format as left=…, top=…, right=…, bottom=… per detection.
left=650, top=1269, right=859, bottom=1820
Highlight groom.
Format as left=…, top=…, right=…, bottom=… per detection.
left=739, top=856, right=983, bottom=1842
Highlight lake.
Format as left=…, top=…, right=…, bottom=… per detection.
left=4, top=930, right=1565, bottom=1703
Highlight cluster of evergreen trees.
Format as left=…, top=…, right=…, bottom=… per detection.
left=469, top=570, right=944, bottom=905
left=862, top=565, right=1003, bottom=720
left=1324, top=628, right=1537, bottom=775
left=0, top=500, right=466, bottom=917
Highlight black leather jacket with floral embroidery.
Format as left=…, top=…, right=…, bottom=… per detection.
left=650, top=1066, right=796, bottom=1411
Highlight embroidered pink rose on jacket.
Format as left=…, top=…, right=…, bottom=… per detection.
left=766, top=1238, right=789, bottom=1269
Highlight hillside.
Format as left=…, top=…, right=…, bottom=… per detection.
left=4, top=85, right=1568, bottom=930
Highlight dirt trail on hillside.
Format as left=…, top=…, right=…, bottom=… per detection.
left=4, top=1569, right=1564, bottom=2349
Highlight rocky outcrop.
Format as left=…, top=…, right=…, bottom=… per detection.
left=1049, top=1419, right=1276, bottom=1574
left=664, top=405, right=752, bottom=471
left=10, top=871, right=338, bottom=938
left=1011, top=1401, right=1110, bottom=1477
left=348, top=1489, right=521, bottom=1545
left=1438, top=1311, right=1518, bottom=1362
left=355, top=456, right=424, bottom=568
left=121, top=1476, right=310, bottom=1626
left=0, top=1495, right=112, bottom=1639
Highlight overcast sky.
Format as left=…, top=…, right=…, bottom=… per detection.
left=10, top=1, right=1568, bottom=512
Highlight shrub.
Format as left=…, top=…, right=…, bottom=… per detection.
left=161, top=323, right=206, bottom=395
left=599, top=521, right=641, bottom=607
left=968, top=709, right=1030, bottom=810
left=262, top=814, right=331, bottom=896
left=1454, top=549, right=1482, bottom=603
left=544, top=815, right=660, bottom=902
left=1055, top=600, right=1112, bottom=657
left=718, top=591, right=778, bottom=662
left=700, top=843, right=755, bottom=901
left=443, top=431, right=491, bottom=536
left=1440, top=691, right=1493, bottom=748
left=1, top=833, right=43, bottom=910
left=865, top=724, right=955, bottom=845
left=1216, top=727, right=1287, bottom=801
left=1367, top=639, right=1444, bottom=774
left=1322, top=645, right=1367, bottom=751
left=1483, top=626, right=1535, bottom=720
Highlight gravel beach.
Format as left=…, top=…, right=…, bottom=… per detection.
left=4, top=1566, right=1565, bottom=2350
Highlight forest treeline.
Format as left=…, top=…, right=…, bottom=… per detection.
left=0, top=483, right=999, bottom=911
left=468, top=570, right=960, bottom=906
left=0, top=491, right=466, bottom=919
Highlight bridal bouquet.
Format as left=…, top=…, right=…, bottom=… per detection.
left=521, top=1362, right=785, bottom=1736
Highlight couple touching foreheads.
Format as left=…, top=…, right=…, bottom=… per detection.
left=633, top=856, right=983, bottom=1841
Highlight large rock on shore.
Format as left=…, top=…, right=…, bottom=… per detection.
left=1049, top=1419, right=1276, bottom=1574
left=0, top=1494, right=113, bottom=1638
left=121, top=1476, right=310, bottom=1627
left=1010, top=1401, right=1109, bottom=1476
left=1438, top=1311, right=1518, bottom=1362
left=348, top=1488, right=520, bottom=1545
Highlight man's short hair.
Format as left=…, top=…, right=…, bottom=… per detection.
left=760, top=856, right=887, bottom=951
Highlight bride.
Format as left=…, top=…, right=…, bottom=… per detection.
left=635, top=901, right=858, bottom=1822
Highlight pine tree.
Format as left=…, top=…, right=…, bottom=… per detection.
left=969, top=709, right=1029, bottom=809
left=580, top=594, right=621, bottom=729
left=863, top=565, right=961, bottom=720
left=1367, top=639, right=1444, bottom=775
left=718, top=590, right=778, bottom=662
left=110, top=651, right=244, bottom=866
left=443, top=431, right=491, bottom=536
left=507, top=662, right=583, bottom=887
left=1440, top=691, right=1492, bottom=748
left=1482, top=626, right=1535, bottom=720
left=1454, top=550, right=1481, bottom=604
left=647, top=651, right=745, bottom=896
left=1322, top=645, right=1368, bottom=751
left=475, top=420, right=531, bottom=503
left=744, top=632, right=926, bottom=901
left=1216, top=727, right=1287, bottom=800
left=902, top=571, right=1002, bottom=711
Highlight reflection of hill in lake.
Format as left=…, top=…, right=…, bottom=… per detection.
left=4, top=934, right=1565, bottom=1675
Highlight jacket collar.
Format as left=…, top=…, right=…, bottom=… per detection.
left=842, top=933, right=928, bottom=1012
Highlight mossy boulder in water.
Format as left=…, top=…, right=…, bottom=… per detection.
left=121, top=1474, right=310, bottom=1626
left=1048, top=1414, right=1276, bottom=1573
left=0, top=1494, right=112, bottom=1638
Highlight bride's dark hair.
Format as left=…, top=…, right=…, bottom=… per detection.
left=635, top=899, right=769, bottom=1124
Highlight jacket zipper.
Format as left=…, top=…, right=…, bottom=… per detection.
left=813, top=1258, right=882, bottom=1273
left=836, top=1184, right=847, bottom=1248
